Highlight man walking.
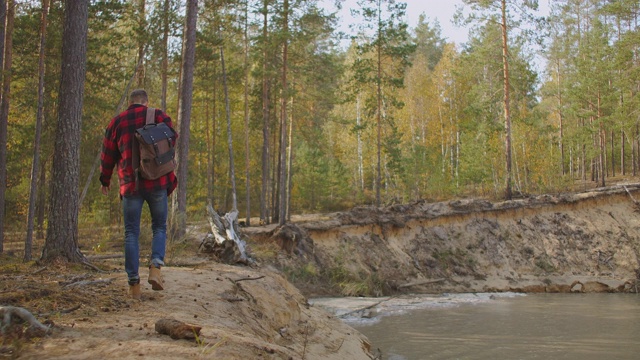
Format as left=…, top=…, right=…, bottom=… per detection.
left=99, top=89, right=178, bottom=299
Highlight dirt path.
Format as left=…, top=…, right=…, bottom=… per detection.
left=2, top=264, right=375, bottom=359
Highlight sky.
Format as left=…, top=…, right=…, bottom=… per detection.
left=324, top=0, right=552, bottom=46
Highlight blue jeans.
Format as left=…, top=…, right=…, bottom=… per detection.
left=122, top=190, right=168, bottom=284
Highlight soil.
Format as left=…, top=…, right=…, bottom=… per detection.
left=251, top=183, right=640, bottom=297
left=1, top=259, right=374, bottom=359
left=3, top=182, right=640, bottom=359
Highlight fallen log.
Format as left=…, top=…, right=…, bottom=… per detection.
left=155, top=318, right=202, bottom=340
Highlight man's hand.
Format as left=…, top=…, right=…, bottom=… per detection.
left=101, top=185, right=110, bottom=196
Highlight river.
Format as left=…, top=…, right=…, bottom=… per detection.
left=313, top=294, right=640, bottom=360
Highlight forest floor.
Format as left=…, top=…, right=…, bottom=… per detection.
left=3, top=179, right=640, bottom=359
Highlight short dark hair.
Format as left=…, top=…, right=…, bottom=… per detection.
left=129, top=89, right=148, bottom=105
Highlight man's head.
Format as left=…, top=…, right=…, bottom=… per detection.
left=129, top=89, right=148, bottom=106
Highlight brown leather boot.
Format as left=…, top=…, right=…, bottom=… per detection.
left=129, top=283, right=141, bottom=300
left=148, top=266, right=164, bottom=291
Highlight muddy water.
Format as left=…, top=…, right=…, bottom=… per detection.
left=352, top=294, right=640, bottom=360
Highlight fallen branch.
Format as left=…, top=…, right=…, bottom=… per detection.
left=623, top=186, right=640, bottom=212
left=31, top=267, right=47, bottom=275
left=86, top=254, right=124, bottom=260
left=0, top=306, right=51, bottom=338
left=155, top=318, right=202, bottom=340
left=38, top=304, right=81, bottom=317
left=624, top=185, right=638, bottom=204
left=398, top=278, right=446, bottom=289
left=220, top=294, right=244, bottom=302
left=231, top=275, right=265, bottom=283
left=63, top=278, right=114, bottom=289
left=82, top=261, right=107, bottom=273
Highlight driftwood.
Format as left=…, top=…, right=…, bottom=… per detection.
left=338, top=295, right=399, bottom=319
left=0, top=306, right=51, bottom=339
left=199, top=204, right=248, bottom=264
left=155, top=318, right=202, bottom=340
left=398, top=278, right=446, bottom=289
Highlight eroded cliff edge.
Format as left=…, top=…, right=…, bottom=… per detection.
left=251, top=184, right=640, bottom=296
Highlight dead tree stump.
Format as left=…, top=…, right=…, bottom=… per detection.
left=199, top=204, right=248, bottom=264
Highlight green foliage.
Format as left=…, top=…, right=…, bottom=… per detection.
left=325, top=263, right=384, bottom=297
left=6, top=0, right=640, bottom=240
left=283, top=262, right=319, bottom=283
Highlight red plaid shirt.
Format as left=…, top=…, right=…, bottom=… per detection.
left=100, top=104, right=178, bottom=197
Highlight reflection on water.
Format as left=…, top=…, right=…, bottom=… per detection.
left=352, top=294, right=640, bottom=360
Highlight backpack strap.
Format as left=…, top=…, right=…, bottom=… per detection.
left=146, top=107, right=156, bottom=125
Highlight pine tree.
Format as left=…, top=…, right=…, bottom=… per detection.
left=41, top=0, right=88, bottom=263
left=351, top=0, right=415, bottom=206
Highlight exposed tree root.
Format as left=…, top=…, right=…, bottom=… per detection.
left=0, top=306, right=51, bottom=340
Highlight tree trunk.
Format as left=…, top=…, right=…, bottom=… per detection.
left=176, top=0, right=198, bottom=238
left=41, top=0, right=88, bottom=263
left=611, top=129, right=615, bottom=177
left=356, top=95, right=364, bottom=191
left=278, top=0, right=289, bottom=225
left=36, top=157, right=46, bottom=240
left=271, top=98, right=278, bottom=221
left=0, top=0, right=8, bottom=253
left=556, top=59, right=565, bottom=176
left=161, top=0, right=169, bottom=111
left=210, top=59, right=218, bottom=207
left=286, top=91, right=294, bottom=221
left=375, top=2, right=382, bottom=207
left=136, top=0, right=146, bottom=88
left=243, top=0, right=251, bottom=226
left=221, top=47, right=237, bottom=212
left=621, top=130, right=625, bottom=175
left=25, top=0, right=49, bottom=261
left=598, top=92, right=605, bottom=187
left=260, top=0, right=270, bottom=224
left=205, top=61, right=213, bottom=205
left=501, top=0, right=513, bottom=200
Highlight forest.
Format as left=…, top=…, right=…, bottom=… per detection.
left=0, top=0, right=639, bottom=255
